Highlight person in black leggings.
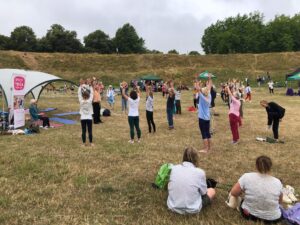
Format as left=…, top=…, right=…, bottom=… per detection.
left=260, top=100, right=285, bottom=140
left=145, top=85, right=156, bottom=133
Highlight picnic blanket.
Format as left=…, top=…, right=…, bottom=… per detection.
left=37, top=120, right=64, bottom=128
left=50, top=117, right=77, bottom=125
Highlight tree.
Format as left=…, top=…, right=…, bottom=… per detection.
left=113, top=23, right=146, bottom=54
left=168, top=49, right=179, bottom=54
left=201, top=12, right=266, bottom=54
left=147, top=49, right=163, bottom=54
left=84, top=30, right=113, bottom=53
left=10, top=26, right=37, bottom=51
left=42, top=24, right=83, bottom=53
left=188, top=51, right=200, bottom=56
left=0, top=35, right=10, bottom=50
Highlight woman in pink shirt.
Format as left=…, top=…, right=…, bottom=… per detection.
left=226, top=86, right=241, bottom=144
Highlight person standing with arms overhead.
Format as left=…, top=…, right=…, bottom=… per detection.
left=195, top=74, right=213, bottom=153
left=245, top=83, right=252, bottom=102
left=145, top=85, right=156, bottom=133
left=106, top=85, right=115, bottom=110
left=79, top=85, right=94, bottom=147
left=226, top=86, right=241, bottom=144
left=260, top=100, right=285, bottom=141
left=122, top=84, right=141, bottom=143
left=120, top=81, right=129, bottom=114
left=92, top=85, right=102, bottom=124
left=166, top=84, right=175, bottom=130
left=175, top=87, right=181, bottom=114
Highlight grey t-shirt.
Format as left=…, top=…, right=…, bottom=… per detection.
left=239, top=172, right=282, bottom=221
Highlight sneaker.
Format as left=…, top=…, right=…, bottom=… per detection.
left=90, top=143, right=95, bottom=147
left=50, top=126, right=54, bottom=128
left=137, top=139, right=141, bottom=143
left=128, top=140, right=134, bottom=144
left=232, top=141, right=238, bottom=144
left=43, top=126, right=48, bottom=130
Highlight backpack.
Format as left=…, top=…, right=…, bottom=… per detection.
left=102, top=109, right=111, bottom=117
left=281, top=203, right=300, bottom=225
left=153, top=163, right=173, bottom=189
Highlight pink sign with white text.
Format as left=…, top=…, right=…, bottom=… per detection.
left=13, top=74, right=26, bottom=95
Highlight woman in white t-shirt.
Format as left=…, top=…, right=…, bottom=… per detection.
left=121, top=85, right=141, bottom=143
left=146, top=85, right=156, bottom=133
left=268, top=80, right=274, bottom=94
left=230, top=155, right=283, bottom=223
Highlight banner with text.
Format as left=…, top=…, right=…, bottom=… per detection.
left=12, top=74, right=26, bottom=128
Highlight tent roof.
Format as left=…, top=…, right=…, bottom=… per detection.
left=287, top=72, right=300, bottom=81
left=197, top=71, right=216, bottom=79
left=286, top=68, right=300, bottom=77
left=0, top=69, right=76, bottom=108
left=140, top=74, right=162, bottom=81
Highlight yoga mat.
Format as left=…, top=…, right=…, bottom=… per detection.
left=37, top=120, right=64, bottom=128
left=40, top=108, right=57, bottom=112
left=50, top=117, right=77, bottom=125
left=53, top=112, right=80, bottom=116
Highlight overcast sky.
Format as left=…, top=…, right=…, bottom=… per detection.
left=1, top=0, right=300, bottom=53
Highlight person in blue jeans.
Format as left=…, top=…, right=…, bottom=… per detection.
left=166, top=88, right=175, bottom=129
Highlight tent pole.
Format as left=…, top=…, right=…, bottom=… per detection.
left=1, top=85, right=4, bottom=132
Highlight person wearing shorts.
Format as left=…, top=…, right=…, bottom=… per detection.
left=195, top=75, right=213, bottom=153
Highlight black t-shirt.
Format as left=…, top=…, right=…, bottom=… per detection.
left=167, top=95, right=175, bottom=109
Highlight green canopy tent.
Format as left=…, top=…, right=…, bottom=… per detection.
left=197, top=71, right=216, bottom=79
left=287, top=72, right=300, bottom=81
left=140, top=74, right=162, bottom=81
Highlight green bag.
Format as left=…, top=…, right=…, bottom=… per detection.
left=154, top=163, right=173, bottom=189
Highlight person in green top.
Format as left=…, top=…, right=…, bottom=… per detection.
left=29, top=99, right=50, bottom=128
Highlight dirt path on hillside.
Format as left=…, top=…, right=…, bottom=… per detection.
left=9, top=51, right=39, bottom=70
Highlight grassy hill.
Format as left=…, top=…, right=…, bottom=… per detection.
left=1, top=50, right=300, bottom=85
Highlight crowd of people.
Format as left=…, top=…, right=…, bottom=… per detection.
left=26, top=73, right=291, bottom=223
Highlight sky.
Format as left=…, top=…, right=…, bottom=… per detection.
left=0, top=0, right=300, bottom=54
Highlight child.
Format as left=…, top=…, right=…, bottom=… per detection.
left=146, top=85, right=156, bottom=133
left=166, top=88, right=175, bottom=129
left=175, top=88, right=181, bottom=114
left=79, top=87, right=94, bottom=147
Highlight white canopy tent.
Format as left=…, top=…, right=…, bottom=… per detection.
left=0, top=69, right=77, bottom=108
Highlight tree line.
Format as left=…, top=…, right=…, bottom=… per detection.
left=0, top=23, right=150, bottom=54
left=0, top=23, right=200, bottom=55
left=201, top=12, right=300, bottom=54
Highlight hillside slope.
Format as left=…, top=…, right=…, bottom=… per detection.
left=1, top=50, right=299, bottom=85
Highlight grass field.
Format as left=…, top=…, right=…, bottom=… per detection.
left=0, top=86, right=299, bottom=225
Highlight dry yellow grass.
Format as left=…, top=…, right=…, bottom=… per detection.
left=1, top=50, right=300, bottom=86
left=0, top=86, right=299, bottom=225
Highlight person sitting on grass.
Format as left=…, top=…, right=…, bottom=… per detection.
left=167, top=147, right=216, bottom=215
left=122, top=84, right=141, bottom=143
left=230, top=155, right=283, bottom=224
left=260, top=100, right=285, bottom=141
left=79, top=88, right=94, bottom=147
left=29, top=99, right=51, bottom=129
